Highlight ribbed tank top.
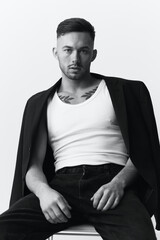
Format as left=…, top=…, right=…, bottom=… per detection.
left=47, top=80, right=129, bottom=172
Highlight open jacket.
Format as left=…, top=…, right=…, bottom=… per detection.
left=9, top=73, right=160, bottom=230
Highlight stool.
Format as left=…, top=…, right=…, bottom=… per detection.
left=47, top=224, right=102, bottom=239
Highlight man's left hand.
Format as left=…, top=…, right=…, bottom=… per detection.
left=90, top=180, right=124, bottom=211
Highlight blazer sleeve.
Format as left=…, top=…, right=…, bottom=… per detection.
left=140, top=82, right=160, bottom=230
left=9, top=101, right=29, bottom=206
left=140, top=82, right=160, bottom=173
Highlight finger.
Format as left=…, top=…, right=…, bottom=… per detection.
left=101, top=195, right=115, bottom=211
left=110, top=197, right=120, bottom=209
left=92, top=190, right=103, bottom=209
left=53, top=206, right=68, bottom=223
left=44, top=211, right=56, bottom=224
left=97, top=193, right=110, bottom=210
left=62, top=197, right=72, bottom=211
left=48, top=210, right=62, bottom=223
left=58, top=198, right=72, bottom=219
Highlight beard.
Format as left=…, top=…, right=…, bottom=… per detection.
left=59, top=63, right=90, bottom=81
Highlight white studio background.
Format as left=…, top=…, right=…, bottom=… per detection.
left=0, top=0, right=160, bottom=238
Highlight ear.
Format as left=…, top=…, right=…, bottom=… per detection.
left=91, top=49, right=97, bottom=62
left=52, top=47, right=58, bottom=59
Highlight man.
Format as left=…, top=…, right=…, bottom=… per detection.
left=0, top=17, right=159, bottom=240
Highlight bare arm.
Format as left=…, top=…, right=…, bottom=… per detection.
left=91, top=158, right=138, bottom=211
left=25, top=118, right=71, bottom=224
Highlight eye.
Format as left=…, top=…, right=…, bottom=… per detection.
left=64, top=48, right=72, bottom=54
left=80, top=49, right=89, bottom=54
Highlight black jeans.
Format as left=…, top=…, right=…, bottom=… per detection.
left=0, top=164, right=156, bottom=240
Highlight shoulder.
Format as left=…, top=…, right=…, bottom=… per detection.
left=104, top=75, right=144, bottom=87
left=20, top=80, right=61, bottom=118
left=92, top=73, right=150, bottom=100
left=26, top=80, right=61, bottom=106
left=95, top=73, right=148, bottom=93
left=92, top=72, right=144, bottom=85
left=27, top=88, right=52, bottom=103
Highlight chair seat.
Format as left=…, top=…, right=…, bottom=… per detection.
left=56, top=224, right=99, bottom=235
left=47, top=224, right=101, bottom=240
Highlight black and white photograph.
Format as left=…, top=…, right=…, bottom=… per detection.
left=0, top=1, right=160, bottom=239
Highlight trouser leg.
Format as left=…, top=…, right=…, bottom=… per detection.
left=0, top=192, right=83, bottom=240
left=0, top=164, right=157, bottom=240
left=76, top=165, right=157, bottom=240
left=52, top=164, right=156, bottom=240
left=87, top=190, right=156, bottom=240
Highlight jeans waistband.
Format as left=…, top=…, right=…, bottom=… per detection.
left=56, top=163, right=124, bottom=175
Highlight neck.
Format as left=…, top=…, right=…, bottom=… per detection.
left=60, top=73, right=96, bottom=93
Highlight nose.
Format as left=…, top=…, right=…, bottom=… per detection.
left=71, top=50, right=80, bottom=64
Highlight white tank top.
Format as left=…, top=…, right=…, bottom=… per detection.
left=47, top=80, right=129, bottom=172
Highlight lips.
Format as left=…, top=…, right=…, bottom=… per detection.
left=69, top=66, right=81, bottom=72
left=70, top=67, right=80, bottom=70
left=69, top=64, right=81, bottom=69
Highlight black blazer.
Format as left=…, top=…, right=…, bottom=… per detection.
left=9, top=73, right=160, bottom=229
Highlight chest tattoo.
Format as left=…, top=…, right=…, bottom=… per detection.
left=59, top=95, right=74, bottom=104
left=81, top=86, right=98, bottom=100
left=58, top=86, right=98, bottom=104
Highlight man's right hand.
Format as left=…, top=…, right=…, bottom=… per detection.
left=38, top=186, right=72, bottom=224
left=25, top=118, right=72, bottom=224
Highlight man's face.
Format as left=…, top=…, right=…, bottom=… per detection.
left=54, top=32, right=97, bottom=80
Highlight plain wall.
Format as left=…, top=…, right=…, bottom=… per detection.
left=0, top=0, right=160, bottom=238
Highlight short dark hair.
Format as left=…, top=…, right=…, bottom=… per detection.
left=56, top=18, right=95, bottom=41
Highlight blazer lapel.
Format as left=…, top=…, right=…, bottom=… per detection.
left=104, top=77, right=130, bottom=153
